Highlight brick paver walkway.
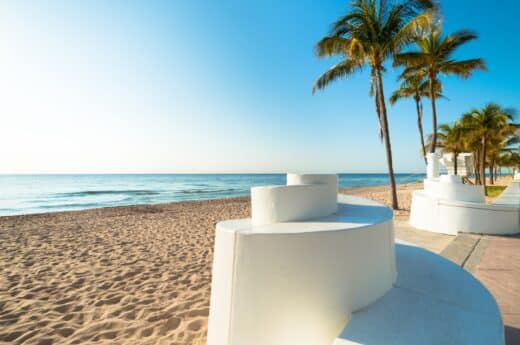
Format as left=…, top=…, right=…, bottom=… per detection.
left=439, top=233, right=520, bottom=345
left=470, top=235, right=520, bottom=345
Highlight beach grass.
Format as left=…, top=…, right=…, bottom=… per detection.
left=486, top=185, right=506, bottom=198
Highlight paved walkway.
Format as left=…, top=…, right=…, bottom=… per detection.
left=393, top=178, right=520, bottom=344
left=461, top=235, right=520, bottom=345
left=395, top=220, right=520, bottom=345
left=394, top=220, right=453, bottom=254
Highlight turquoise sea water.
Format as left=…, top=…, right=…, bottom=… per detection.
left=0, top=174, right=425, bottom=216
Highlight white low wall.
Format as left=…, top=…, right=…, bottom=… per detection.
left=251, top=174, right=338, bottom=226
left=423, top=178, right=485, bottom=203
left=410, top=190, right=520, bottom=235
left=426, top=153, right=440, bottom=180
left=207, top=193, right=396, bottom=345
left=286, top=173, right=338, bottom=188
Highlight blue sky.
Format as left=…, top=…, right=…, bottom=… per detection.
left=0, top=0, right=518, bottom=173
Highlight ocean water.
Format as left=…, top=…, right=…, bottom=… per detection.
left=0, top=173, right=425, bottom=216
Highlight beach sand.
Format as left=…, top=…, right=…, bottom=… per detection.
left=0, top=178, right=511, bottom=345
left=0, top=199, right=249, bottom=345
left=339, top=181, right=422, bottom=221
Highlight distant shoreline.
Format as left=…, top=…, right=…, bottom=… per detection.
left=0, top=173, right=426, bottom=217
left=4, top=175, right=510, bottom=219
left=0, top=180, right=425, bottom=219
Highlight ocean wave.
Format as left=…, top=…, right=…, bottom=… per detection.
left=53, top=190, right=161, bottom=198
left=179, top=188, right=239, bottom=194
left=39, top=202, right=106, bottom=209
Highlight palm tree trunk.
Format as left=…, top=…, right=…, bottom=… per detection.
left=489, top=159, right=495, bottom=185
left=375, top=67, right=398, bottom=210
left=481, top=136, right=487, bottom=195
left=414, top=97, right=427, bottom=164
left=429, top=76, right=438, bottom=153
left=373, top=80, right=383, bottom=142
left=474, top=149, right=481, bottom=184
left=454, top=152, right=458, bottom=176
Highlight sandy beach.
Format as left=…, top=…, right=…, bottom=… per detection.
left=0, top=178, right=512, bottom=345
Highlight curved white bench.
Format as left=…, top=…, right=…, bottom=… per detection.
left=424, top=178, right=484, bottom=203
left=208, top=173, right=504, bottom=345
left=411, top=155, right=519, bottom=235
left=335, top=242, right=503, bottom=345
left=410, top=181, right=519, bottom=235
left=208, top=194, right=396, bottom=345
left=251, top=174, right=338, bottom=226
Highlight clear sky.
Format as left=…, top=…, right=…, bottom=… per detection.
left=0, top=1, right=518, bottom=174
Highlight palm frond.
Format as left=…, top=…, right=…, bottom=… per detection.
left=438, top=30, right=478, bottom=59
left=388, top=8, right=435, bottom=53
left=389, top=88, right=413, bottom=105
left=330, top=9, right=365, bottom=36
left=439, top=58, right=486, bottom=78
left=393, top=51, right=430, bottom=68
left=315, top=36, right=349, bottom=57
left=312, top=59, right=363, bottom=94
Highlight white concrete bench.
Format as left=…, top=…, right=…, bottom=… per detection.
left=410, top=189, right=519, bottom=235
left=410, top=155, right=519, bottom=235
left=208, top=173, right=504, bottom=345
left=335, top=242, right=503, bottom=345
left=251, top=173, right=338, bottom=226
left=208, top=174, right=396, bottom=345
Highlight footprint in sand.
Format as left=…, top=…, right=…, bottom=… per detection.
left=187, top=318, right=204, bottom=332
left=0, top=330, right=24, bottom=342
left=139, top=326, right=154, bottom=338
left=56, top=327, right=75, bottom=338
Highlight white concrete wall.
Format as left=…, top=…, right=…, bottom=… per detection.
left=410, top=190, right=520, bottom=235
left=286, top=173, right=338, bottom=188
left=208, top=174, right=396, bottom=345
left=251, top=174, right=338, bottom=226
left=206, top=229, right=236, bottom=344
left=423, top=179, right=485, bottom=203
left=207, top=219, right=396, bottom=345
left=426, top=153, right=440, bottom=180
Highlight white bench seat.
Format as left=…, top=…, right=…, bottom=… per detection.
left=208, top=195, right=396, bottom=345
left=335, top=242, right=503, bottom=345
left=208, top=173, right=504, bottom=345
left=410, top=189, right=519, bottom=235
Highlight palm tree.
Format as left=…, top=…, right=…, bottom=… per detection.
left=484, top=121, right=518, bottom=184
left=437, top=122, right=466, bottom=175
left=394, top=22, right=486, bottom=153
left=461, top=103, right=515, bottom=193
left=389, top=73, right=443, bottom=164
left=497, top=152, right=520, bottom=176
left=312, top=0, right=436, bottom=210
